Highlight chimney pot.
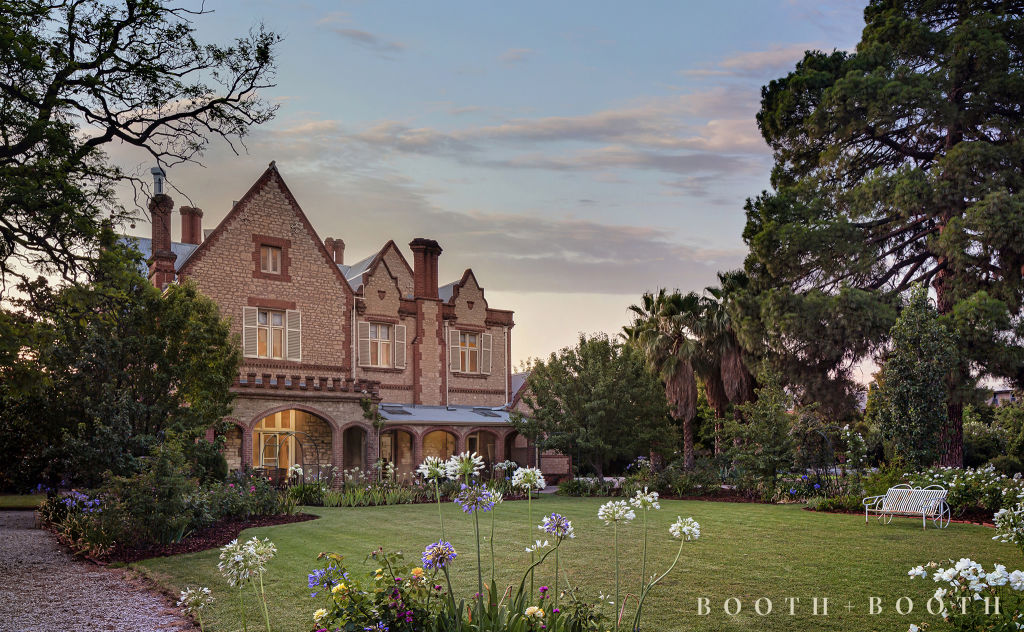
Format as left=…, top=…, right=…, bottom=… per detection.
left=324, top=237, right=345, bottom=265
left=179, top=206, right=203, bottom=245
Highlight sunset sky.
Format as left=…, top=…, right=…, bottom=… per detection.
left=118, top=0, right=865, bottom=367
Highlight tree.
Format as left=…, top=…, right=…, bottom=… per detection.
left=0, top=0, right=279, bottom=289
left=0, top=227, right=241, bottom=488
left=875, top=286, right=957, bottom=469
left=625, top=277, right=757, bottom=466
left=511, top=333, right=673, bottom=478
left=725, top=371, right=795, bottom=499
left=740, top=0, right=1024, bottom=462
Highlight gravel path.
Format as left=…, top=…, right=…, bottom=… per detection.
left=0, top=511, right=196, bottom=632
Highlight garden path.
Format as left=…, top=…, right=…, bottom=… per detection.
left=0, top=511, right=195, bottom=632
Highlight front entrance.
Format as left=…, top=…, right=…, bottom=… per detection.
left=379, top=429, right=414, bottom=479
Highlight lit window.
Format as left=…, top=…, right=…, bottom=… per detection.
left=257, top=309, right=285, bottom=359
left=459, top=332, right=479, bottom=373
left=260, top=245, right=282, bottom=274
left=370, top=323, right=392, bottom=367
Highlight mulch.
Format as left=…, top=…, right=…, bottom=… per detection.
left=105, top=513, right=318, bottom=563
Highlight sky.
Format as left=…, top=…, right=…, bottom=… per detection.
left=117, top=0, right=867, bottom=367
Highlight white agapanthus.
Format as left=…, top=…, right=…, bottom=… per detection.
left=598, top=500, right=636, bottom=525
left=416, top=456, right=449, bottom=482
left=669, top=516, right=700, bottom=541
left=525, top=539, right=550, bottom=553
left=217, top=537, right=276, bottom=587
left=908, top=565, right=927, bottom=578
left=630, top=487, right=661, bottom=511
left=446, top=451, right=485, bottom=480
left=288, top=463, right=303, bottom=477
left=512, top=466, right=546, bottom=492
left=177, top=586, right=213, bottom=615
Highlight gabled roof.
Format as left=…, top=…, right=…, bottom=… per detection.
left=176, top=163, right=354, bottom=297
left=345, top=240, right=415, bottom=297
left=509, top=371, right=530, bottom=408
left=438, top=281, right=457, bottom=302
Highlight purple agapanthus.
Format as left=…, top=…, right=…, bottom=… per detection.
left=307, top=565, right=346, bottom=597
left=453, top=484, right=495, bottom=514
left=421, top=541, right=457, bottom=569
left=539, top=513, right=575, bottom=541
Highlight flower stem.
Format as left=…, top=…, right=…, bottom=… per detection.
left=490, top=503, right=496, bottom=589
left=614, top=522, right=619, bottom=631
left=436, top=480, right=445, bottom=541
left=632, top=538, right=685, bottom=632
left=554, top=545, right=560, bottom=609
left=474, top=508, right=484, bottom=605
left=258, top=572, right=271, bottom=632
left=528, top=491, right=534, bottom=596
left=238, top=588, right=248, bottom=632
left=640, top=509, right=648, bottom=602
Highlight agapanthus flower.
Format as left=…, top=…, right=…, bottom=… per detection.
left=598, top=500, right=636, bottom=525
left=453, top=484, right=495, bottom=513
left=217, top=537, right=276, bottom=587
left=525, top=539, right=550, bottom=553
left=539, top=513, right=575, bottom=540
left=669, top=516, right=700, bottom=541
left=422, top=540, right=458, bottom=569
left=416, top=456, right=449, bottom=482
left=512, top=467, right=546, bottom=492
left=629, top=487, right=660, bottom=511
left=445, top=451, right=485, bottom=480
left=177, top=586, right=213, bottom=615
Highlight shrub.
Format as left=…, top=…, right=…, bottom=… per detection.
left=288, top=481, right=326, bottom=506
left=992, top=455, right=1024, bottom=476
left=557, top=477, right=616, bottom=497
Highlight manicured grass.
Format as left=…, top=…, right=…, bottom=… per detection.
left=134, top=496, right=1010, bottom=631
left=0, top=493, right=44, bottom=509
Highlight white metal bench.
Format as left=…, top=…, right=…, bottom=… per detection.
left=863, top=484, right=950, bottom=529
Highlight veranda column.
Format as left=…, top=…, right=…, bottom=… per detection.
left=331, top=424, right=344, bottom=472
left=413, top=429, right=424, bottom=467
left=241, top=426, right=254, bottom=468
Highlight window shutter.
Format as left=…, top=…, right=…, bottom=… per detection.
left=286, top=310, right=301, bottom=362
left=358, top=321, right=371, bottom=367
left=449, top=329, right=461, bottom=372
left=481, top=333, right=492, bottom=374
left=395, top=324, right=407, bottom=369
left=243, top=306, right=258, bottom=357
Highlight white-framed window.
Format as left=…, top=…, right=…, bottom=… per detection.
left=370, top=323, right=392, bottom=367
left=242, top=307, right=301, bottom=361
left=450, top=329, right=493, bottom=374
left=257, top=309, right=285, bottom=359
left=260, top=245, right=282, bottom=274
left=460, top=331, right=479, bottom=373
left=358, top=321, right=406, bottom=369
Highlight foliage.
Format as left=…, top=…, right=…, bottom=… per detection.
left=725, top=372, right=796, bottom=500
left=512, top=333, right=674, bottom=478
left=39, top=452, right=285, bottom=558
left=907, top=560, right=1024, bottom=632
left=963, top=407, right=1009, bottom=469
left=994, top=503, right=1024, bottom=559
left=1, top=228, right=241, bottom=488
left=0, top=0, right=279, bottom=286
left=804, top=495, right=862, bottom=514
left=874, top=286, right=958, bottom=469
left=556, top=478, right=617, bottom=497
left=901, top=466, right=1024, bottom=519
left=737, top=0, right=1024, bottom=436
left=624, top=279, right=757, bottom=468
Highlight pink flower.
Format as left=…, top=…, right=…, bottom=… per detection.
left=228, top=483, right=234, bottom=488
left=249, top=486, right=255, bottom=492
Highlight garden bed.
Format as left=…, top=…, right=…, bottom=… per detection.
left=802, top=505, right=996, bottom=527
left=106, top=512, right=318, bottom=563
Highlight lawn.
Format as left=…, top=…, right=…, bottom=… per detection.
left=0, top=493, right=45, bottom=509
left=133, top=496, right=1010, bottom=631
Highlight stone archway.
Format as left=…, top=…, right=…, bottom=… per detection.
left=342, top=424, right=369, bottom=472
left=250, top=408, right=335, bottom=483
left=466, top=429, right=499, bottom=469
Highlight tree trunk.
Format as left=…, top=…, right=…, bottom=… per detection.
left=704, top=370, right=729, bottom=456
left=938, top=401, right=963, bottom=467
left=666, top=363, right=697, bottom=470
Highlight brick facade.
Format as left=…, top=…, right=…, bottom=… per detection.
left=137, top=163, right=571, bottom=480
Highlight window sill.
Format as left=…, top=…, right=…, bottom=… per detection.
left=451, top=371, right=490, bottom=379
left=361, top=366, right=405, bottom=373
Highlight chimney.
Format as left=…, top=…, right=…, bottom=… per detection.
left=179, top=206, right=203, bottom=245
left=324, top=237, right=345, bottom=265
left=409, top=238, right=442, bottom=299
left=148, top=167, right=175, bottom=289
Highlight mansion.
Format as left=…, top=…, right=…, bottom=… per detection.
left=131, top=163, right=568, bottom=482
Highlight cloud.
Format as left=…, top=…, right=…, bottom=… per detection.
left=500, top=48, right=535, bottom=64
left=682, top=43, right=822, bottom=79
left=316, top=13, right=405, bottom=57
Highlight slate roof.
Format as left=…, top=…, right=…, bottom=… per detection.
left=121, top=236, right=199, bottom=276
left=377, top=404, right=512, bottom=425
left=438, top=281, right=457, bottom=302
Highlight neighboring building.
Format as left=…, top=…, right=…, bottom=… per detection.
left=990, top=389, right=1019, bottom=407
left=130, top=163, right=562, bottom=481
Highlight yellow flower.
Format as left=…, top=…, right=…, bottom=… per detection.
left=313, top=608, right=327, bottom=623
left=331, top=583, right=347, bottom=594
left=411, top=567, right=424, bottom=579
left=525, top=606, right=545, bottom=619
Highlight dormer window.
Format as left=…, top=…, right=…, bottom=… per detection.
left=261, top=245, right=282, bottom=274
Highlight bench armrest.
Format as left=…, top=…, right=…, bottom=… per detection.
left=863, top=495, right=885, bottom=508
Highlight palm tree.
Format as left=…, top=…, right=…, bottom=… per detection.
left=626, top=289, right=702, bottom=469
